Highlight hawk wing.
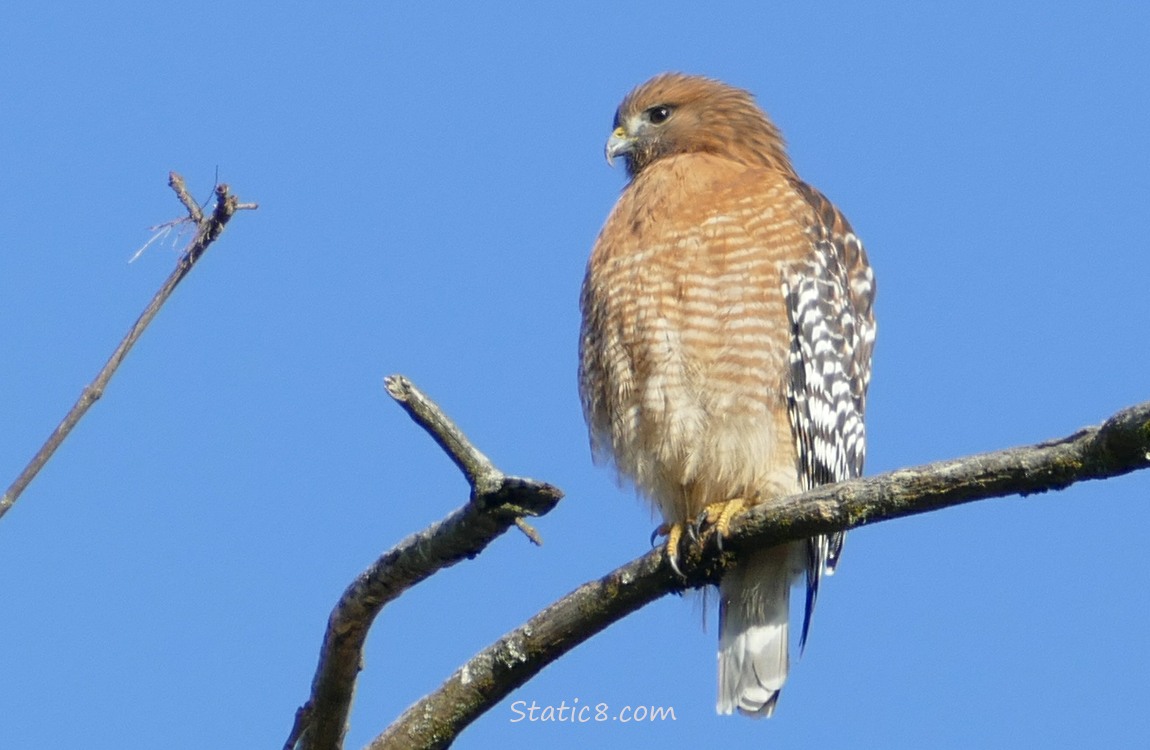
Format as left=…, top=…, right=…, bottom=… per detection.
left=784, top=181, right=876, bottom=648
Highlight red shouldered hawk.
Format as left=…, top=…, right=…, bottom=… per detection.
left=579, top=73, right=876, bottom=717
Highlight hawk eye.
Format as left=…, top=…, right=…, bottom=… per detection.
left=646, top=105, right=672, bottom=124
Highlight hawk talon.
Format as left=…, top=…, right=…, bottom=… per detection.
left=689, top=511, right=709, bottom=548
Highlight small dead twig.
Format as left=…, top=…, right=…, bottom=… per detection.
left=0, top=173, right=257, bottom=522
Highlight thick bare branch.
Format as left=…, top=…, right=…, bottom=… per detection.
left=287, top=377, right=563, bottom=750
left=0, top=175, right=256, bottom=522
left=370, top=400, right=1150, bottom=750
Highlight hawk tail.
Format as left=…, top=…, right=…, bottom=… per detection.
left=716, top=543, right=802, bottom=717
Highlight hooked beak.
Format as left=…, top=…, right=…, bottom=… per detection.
left=605, top=126, right=634, bottom=167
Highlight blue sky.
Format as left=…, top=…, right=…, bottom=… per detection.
left=2, top=2, right=1148, bottom=748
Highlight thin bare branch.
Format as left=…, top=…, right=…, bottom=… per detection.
left=287, top=377, right=563, bottom=750
left=169, top=172, right=204, bottom=223
left=370, top=400, right=1150, bottom=750
left=0, top=174, right=256, bottom=522
left=513, top=517, right=543, bottom=546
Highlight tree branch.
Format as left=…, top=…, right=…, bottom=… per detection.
left=286, top=376, right=563, bottom=750
left=0, top=174, right=256, bottom=522
left=385, top=375, right=501, bottom=496
left=370, top=399, right=1150, bottom=750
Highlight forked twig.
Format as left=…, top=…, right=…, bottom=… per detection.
left=284, top=376, right=562, bottom=750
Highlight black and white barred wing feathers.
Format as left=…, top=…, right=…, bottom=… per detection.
left=784, top=183, right=876, bottom=645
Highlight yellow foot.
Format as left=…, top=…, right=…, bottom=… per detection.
left=651, top=522, right=687, bottom=578
left=695, top=497, right=749, bottom=551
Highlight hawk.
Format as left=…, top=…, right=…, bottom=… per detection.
left=579, top=73, right=876, bottom=716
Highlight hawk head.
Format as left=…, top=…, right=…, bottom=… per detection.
left=605, top=72, right=793, bottom=179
